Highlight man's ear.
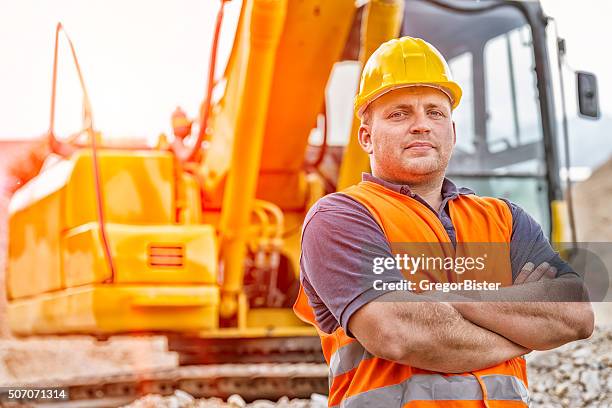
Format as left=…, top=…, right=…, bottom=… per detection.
left=358, top=124, right=374, bottom=154
left=452, top=121, right=456, bottom=145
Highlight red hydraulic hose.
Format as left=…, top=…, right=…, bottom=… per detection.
left=309, top=100, right=328, bottom=169
left=89, top=128, right=116, bottom=283
left=186, top=0, right=230, bottom=162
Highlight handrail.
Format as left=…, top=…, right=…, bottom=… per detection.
left=49, top=22, right=94, bottom=154
left=48, top=22, right=116, bottom=282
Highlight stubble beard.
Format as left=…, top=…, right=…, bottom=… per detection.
left=385, top=150, right=450, bottom=185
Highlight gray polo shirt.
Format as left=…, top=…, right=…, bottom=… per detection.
left=300, top=173, right=576, bottom=335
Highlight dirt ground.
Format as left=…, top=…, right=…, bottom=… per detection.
left=574, top=157, right=612, bottom=326
left=0, top=336, right=177, bottom=386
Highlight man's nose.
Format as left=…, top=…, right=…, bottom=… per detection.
left=408, top=111, right=432, bottom=134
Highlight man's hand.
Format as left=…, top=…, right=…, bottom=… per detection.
left=450, top=261, right=594, bottom=350
left=514, top=261, right=556, bottom=284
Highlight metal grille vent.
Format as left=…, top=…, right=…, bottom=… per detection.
left=148, top=244, right=185, bottom=268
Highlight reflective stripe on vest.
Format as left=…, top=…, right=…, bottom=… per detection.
left=328, top=341, right=374, bottom=389
left=331, top=374, right=529, bottom=407
left=329, top=341, right=374, bottom=378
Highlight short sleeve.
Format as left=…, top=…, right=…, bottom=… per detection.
left=504, top=199, right=579, bottom=281
left=300, top=193, right=404, bottom=336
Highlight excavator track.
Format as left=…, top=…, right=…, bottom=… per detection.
left=0, top=363, right=329, bottom=407
left=168, top=336, right=326, bottom=365
left=1, top=335, right=328, bottom=407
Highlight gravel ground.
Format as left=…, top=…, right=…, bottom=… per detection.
left=121, top=392, right=328, bottom=408
left=527, top=325, right=612, bottom=407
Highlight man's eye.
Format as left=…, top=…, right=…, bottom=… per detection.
left=389, top=112, right=406, bottom=119
left=428, top=110, right=444, bottom=117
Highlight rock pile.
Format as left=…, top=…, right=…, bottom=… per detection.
left=527, top=325, right=612, bottom=407
left=121, top=391, right=328, bottom=408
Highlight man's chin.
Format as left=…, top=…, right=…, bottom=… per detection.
left=400, top=161, right=441, bottom=176
left=394, top=163, right=446, bottom=180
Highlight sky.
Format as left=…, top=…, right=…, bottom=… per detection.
left=540, top=0, right=611, bottom=100
left=0, top=0, right=242, bottom=140
left=1, top=0, right=610, bottom=169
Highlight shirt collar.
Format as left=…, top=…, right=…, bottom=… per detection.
left=361, top=173, right=474, bottom=199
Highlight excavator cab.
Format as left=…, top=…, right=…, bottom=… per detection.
left=336, top=0, right=599, bottom=243
left=406, top=0, right=555, bottom=235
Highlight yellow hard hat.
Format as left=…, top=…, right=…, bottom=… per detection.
left=354, top=36, right=462, bottom=117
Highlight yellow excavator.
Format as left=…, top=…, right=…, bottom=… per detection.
left=6, top=0, right=369, bottom=366
left=6, top=0, right=599, bottom=374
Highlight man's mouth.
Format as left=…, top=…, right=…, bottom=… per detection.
left=404, top=141, right=435, bottom=151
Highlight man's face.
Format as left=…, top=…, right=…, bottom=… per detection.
left=358, top=87, right=456, bottom=184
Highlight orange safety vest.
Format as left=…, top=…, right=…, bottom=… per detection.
left=294, top=180, right=530, bottom=407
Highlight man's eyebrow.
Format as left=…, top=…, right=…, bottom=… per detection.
left=383, top=101, right=451, bottom=113
left=424, top=102, right=449, bottom=110
left=385, top=103, right=413, bottom=112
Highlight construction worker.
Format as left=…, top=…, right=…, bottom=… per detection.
left=294, top=37, right=594, bottom=407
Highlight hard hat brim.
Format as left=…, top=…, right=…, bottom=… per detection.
left=355, top=81, right=462, bottom=118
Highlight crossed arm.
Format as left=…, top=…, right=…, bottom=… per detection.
left=303, top=196, right=594, bottom=373
left=349, top=293, right=530, bottom=373
left=349, top=262, right=594, bottom=372
left=449, top=263, right=594, bottom=351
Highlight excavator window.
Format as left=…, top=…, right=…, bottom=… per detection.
left=403, top=0, right=550, bottom=234
left=317, top=0, right=555, bottom=234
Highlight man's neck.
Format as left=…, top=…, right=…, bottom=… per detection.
left=377, top=173, right=445, bottom=213
left=411, top=180, right=445, bottom=213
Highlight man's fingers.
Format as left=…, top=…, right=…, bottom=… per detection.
left=514, top=262, right=535, bottom=284
left=515, top=261, right=558, bottom=285
left=525, top=262, right=551, bottom=283
left=543, top=266, right=557, bottom=280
